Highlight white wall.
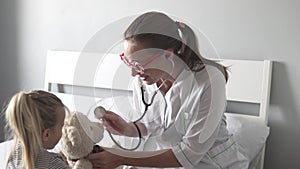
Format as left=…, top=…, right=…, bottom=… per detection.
left=0, top=0, right=19, bottom=141
left=0, top=0, right=300, bottom=168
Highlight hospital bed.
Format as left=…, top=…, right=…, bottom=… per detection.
left=0, top=50, right=272, bottom=169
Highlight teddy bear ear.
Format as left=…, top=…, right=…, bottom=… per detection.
left=66, top=126, right=82, bottom=146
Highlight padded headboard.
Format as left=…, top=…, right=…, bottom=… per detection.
left=45, top=50, right=272, bottom=124
left=44, top=50, right=133, bottom=91
left=221, top=59, right=272, bottom=124
left=44, top=50, right=134, bottom=115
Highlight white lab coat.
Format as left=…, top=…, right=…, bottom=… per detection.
left=131, top=65, right=249, bottom=169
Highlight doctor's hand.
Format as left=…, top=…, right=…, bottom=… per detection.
left=87, top=148, right=124, bottom=169
left=102, top=111, right=135, bottom=137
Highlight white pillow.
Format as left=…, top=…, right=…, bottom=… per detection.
left=225, top=113, right=270, bottom=161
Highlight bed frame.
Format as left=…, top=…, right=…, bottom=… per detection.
left=44, top=50, right=272, bottom=169
left=221, top=59, right=272, bottom=169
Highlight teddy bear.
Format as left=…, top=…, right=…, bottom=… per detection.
left=60, top=111, right=104, bottom=169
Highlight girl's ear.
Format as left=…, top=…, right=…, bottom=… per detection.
left=42, top=128, right=51, bottom=142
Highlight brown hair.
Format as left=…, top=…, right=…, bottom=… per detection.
left=5, top=90, right=66, bottom=169
left=124, top=11, right=228, bottom=81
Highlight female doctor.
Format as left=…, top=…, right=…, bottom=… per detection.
left=87, top=11, right=249, bottom=169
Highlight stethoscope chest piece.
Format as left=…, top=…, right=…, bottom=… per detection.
left=94, top=106, right=106, bottom=119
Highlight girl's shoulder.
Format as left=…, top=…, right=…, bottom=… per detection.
left=36, top=149, right=70, bottom=169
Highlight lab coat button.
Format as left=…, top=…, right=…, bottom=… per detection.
left=184, top=112, right=189, bottom=119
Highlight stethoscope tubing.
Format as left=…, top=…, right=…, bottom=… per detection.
left=102, top=85, right=158, bottom=151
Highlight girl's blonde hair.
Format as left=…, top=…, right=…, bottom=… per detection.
left=5, top=90, right=65, bottom=169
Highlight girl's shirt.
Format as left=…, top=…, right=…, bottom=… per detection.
left=6, top=142, right=70, bottom=169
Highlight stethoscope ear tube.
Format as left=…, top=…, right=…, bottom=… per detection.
left=133, top=87, right=158, bottom=123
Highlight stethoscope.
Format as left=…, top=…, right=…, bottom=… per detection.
left=94, top=55, right=174, bottom=151
left=94, top=78, right=167, bottom=151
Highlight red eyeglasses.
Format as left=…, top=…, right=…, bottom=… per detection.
left=120, top=52, right=162, bottom=74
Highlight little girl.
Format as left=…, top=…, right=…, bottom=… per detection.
left=5, top=90, right=69, bottom=169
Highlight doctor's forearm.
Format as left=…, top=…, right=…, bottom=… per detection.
left=120, top=149, right=182, bottom=167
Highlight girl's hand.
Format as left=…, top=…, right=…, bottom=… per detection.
left=57, top=151, right=68, bottom=165
left=87, top=148, right=124, bottom=169
left=103, top=111, right=135, bottom=137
